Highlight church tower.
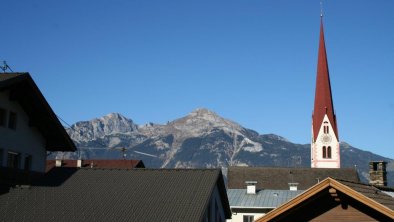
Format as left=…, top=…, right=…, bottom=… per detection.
left=311, top=16, right=340, bottom=168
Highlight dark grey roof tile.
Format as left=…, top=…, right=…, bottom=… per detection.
left=337, top=179, right=394, bottom=210
left=0, top=168, right=230, bottom=221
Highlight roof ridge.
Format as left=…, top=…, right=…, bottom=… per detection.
left=229, top=166, right=356, bottom=170
left=335, top=178, right=394, bottom=191
left=78, top=167, right=221, bottom=171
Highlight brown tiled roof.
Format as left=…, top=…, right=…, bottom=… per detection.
left=46, top=159, right=145, bottom=172
left=228, top=166, right=359, bottom=190
left=0, top=73, right=76, bottom=151
left=0, top=168, right=231, bottom=221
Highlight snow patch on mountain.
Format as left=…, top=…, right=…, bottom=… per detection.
left=241, top=138, right=263, bottom=153
left=109, top=137, right=121, bottom=147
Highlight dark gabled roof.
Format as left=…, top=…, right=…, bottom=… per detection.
left=228, top=166, right=359, bottom=190
left=46, top=159, right=145, bottom=172
left=0, top=168, right=231, bottom=221
left=0, top=73, right=75, bottom=151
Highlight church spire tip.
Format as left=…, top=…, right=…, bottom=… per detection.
left=320, top=0, right=324, bottom=18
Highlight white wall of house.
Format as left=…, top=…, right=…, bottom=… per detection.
left=204, top=184, right=227, bottom=222
left=0, top=91, right=47, bottom=173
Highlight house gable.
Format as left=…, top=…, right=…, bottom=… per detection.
left=0, top=73, right=75, bottom=151
left=0, top=73, right=76, bottom=180
left=256, top=178, right=394, bottom=222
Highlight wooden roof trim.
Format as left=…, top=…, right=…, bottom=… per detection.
left=329, top=179, right=394, bottom=219
left=256, top=178, right=394, bottom=222
left=255, top=178, right=332, bottom=221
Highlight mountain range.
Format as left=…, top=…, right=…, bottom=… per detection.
left=53, top=108, right=393, bottom=185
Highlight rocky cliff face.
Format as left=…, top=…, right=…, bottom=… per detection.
left=66, top=113, right=138, bottom=142
left=55, top=108, right=393, bottom=185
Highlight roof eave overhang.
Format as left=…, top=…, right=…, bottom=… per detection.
left=0, top=73, right=76, bottom=152
left=231, top=206, right=276, bottom=209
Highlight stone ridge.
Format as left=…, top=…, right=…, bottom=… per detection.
left=66, top=112, right=137, bottom=142
left=58, top=108, right=393, bottom=185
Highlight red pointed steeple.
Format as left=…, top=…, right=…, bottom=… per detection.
left=312, top=18, right=338, bottom=141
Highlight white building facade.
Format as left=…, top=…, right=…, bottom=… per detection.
left=0, top=73, right=75, bottom=185
left=0, top=90, right=47, bottom=172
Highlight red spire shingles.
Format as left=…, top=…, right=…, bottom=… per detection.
left=312, top=18, right=338, bottom=141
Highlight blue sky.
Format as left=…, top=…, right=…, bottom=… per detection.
left=2, top=0, right=393, bottom=158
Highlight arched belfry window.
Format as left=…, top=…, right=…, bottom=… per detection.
left=327, top=146, right=332, bottom=159
left=322, top=146, right=327, bottom=158
left=323, top=121, right=329, bottom=134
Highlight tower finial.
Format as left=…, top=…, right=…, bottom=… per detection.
left=320, top=0, right=324, bottom=17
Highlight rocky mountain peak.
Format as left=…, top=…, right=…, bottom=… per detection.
left=168, top=108, right=243, bottom=136
left=59, top=109, right=393, bottom=185
left=102, top=112, right=127, bottom=120
left=261, top=134, right=290, bottom=142
left=66, top=112, right=137, bottom=142
left=99, top=113, right=135, bottom=127
left=189, top=108, right=218, bottom=118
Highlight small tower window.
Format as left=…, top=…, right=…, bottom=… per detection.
left=322, top=146, right=327, bottom=158
left=323, top=121, right=329, bottom=134
left=327, top=146, right=332, bottom=159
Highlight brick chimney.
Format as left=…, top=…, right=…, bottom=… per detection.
left=369, top=161, right=387, bottom=186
